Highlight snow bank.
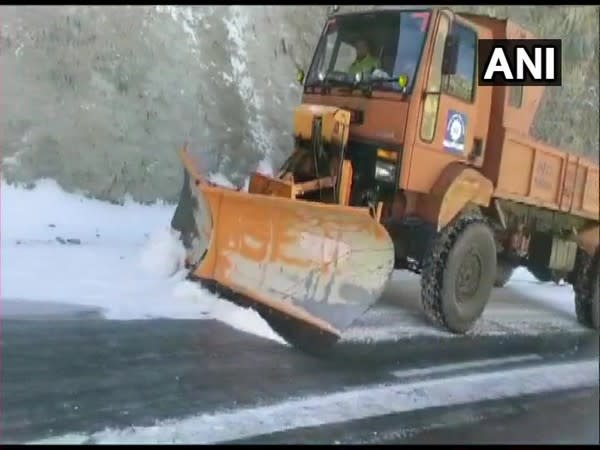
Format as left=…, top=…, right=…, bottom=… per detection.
left=1, top=179, right=285, bottom=344
left=138, top=227, right=186, bottom=278
left=0, top=174, right=579, bottom=345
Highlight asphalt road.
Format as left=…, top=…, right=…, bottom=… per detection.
left=399, top=387, right=599, bottom=445
left=2, top=301, right=598, bottom=444
left=231, top=387, right=599, bottom=445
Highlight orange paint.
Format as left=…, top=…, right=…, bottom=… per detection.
left=172, top=8, right=599, bottom=339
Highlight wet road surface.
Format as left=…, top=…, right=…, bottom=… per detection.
left=2, top=304, right=598, bottom=444
left=231, top=387, right=599, bottom=445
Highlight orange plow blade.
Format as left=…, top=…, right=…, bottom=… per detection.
left=171, top=148, right=395, bottom=349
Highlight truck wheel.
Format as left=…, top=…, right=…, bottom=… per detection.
left=574, top=249, right=600, bottom=330
left=494, top=258, right=514, bottom=287
left=421, top=216, right=497, bottom=334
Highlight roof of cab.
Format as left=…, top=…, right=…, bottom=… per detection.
left=329, top=7, right=433, bottom=20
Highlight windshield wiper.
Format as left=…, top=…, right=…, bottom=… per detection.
left=306, top=71, right=356, bottom=89
left=361, top=77, right=403, bottom=86
left=325, top=78, right=356, bottom=88
left=356, top=76, right=409, bottom=96
left=307, top=73, right=406, bottom=96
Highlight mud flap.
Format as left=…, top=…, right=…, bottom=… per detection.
left=171, top=149, right=395, bottom=347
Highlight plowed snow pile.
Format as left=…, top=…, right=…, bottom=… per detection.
left=0, top=178, right=285, bottom=344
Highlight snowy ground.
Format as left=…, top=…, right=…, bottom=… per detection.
left=342, top=265, right=582, bottom=343
left=2, top=178, right=597, bottom=445
left=1, top=178, right=584, bottom=345
left=1, top=178, right=284, bottom=344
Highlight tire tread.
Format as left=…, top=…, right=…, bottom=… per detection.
left=420, top=213, right=490, bottom=332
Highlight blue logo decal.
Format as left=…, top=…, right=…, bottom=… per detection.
left=443, top=110, right=467, bottom=153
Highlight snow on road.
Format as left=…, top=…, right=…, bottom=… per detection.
left=3, top=178, right=595, bottom=445
left=1, top=178, right=582, bottom=344
left=0, top=178, right=285, bottom=344
left=28, top=358, right=599, bottom=444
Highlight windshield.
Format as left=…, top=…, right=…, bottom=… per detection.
left=306, top=10, right=431, bottom=93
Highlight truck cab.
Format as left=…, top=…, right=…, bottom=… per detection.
left=286, top=6, right=598, bottom=290
left=293, top=8, right=546, bottom=221
left=173, top=7, right=599, bottom=351
left=296, top=9, right=490, bottom=212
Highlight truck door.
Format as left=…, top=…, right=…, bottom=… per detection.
left=405, top=11, right=492, bottom=193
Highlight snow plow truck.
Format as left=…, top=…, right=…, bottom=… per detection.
left=171, top=7, right=600, bottom=352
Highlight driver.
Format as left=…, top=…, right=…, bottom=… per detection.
left=348, top=38, right=380, bottom=76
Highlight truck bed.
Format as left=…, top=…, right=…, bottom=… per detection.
left=493, top=129, right=599, bottom=221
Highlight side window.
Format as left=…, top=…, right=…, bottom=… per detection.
left=509, top=85, right=523, bottom=108
left=442, top=23, right=477, bottom=102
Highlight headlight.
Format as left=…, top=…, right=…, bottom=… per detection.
left=374, top=159, right=396, bottom=183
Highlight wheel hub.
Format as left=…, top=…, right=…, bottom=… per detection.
left=456, top=249, right=482, bottom=302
